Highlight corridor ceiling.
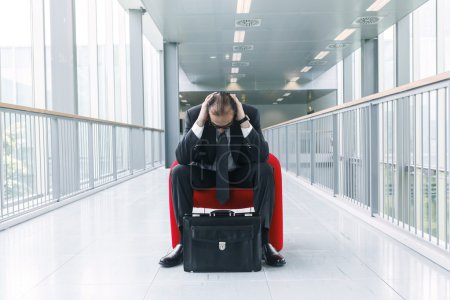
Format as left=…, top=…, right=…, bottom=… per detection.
left=134, top=0, right=428, bottom=105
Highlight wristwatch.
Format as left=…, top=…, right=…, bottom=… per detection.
left=237, top=114, right=250, bottom=125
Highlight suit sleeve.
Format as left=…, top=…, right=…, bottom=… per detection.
left=175, top=110, right=203, bottom=165
left=242, top=110, right=269, bottom=162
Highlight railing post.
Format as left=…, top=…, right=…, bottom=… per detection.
left=296, top=123, right=300, bottom=177
left=87, top=122, right=94, bottom=188
left=151, top=130, right=155, bottom=167
left=51, top=118, right=60, bottom=201
left=112, top=125, right=117, bottom=180
left=0, top=112, right=4, bottom=217
left=333, top=114, right=339, bottom=196
left=129, top=127, right=133, bottom=174
left=369, top=103, right=379, bottom=216
left=310, top=119, right=315, bottom=184
left=285, top=126, right=289, bottom=172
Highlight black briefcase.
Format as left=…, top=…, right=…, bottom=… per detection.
left=183, top=210, right=262, bottom=272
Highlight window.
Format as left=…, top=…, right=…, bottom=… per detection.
left=412, top=0, right=437, bottom=80
left=143, top=36, right=162, bottom=129
left=378, top=25, right=396, bottom=91
left=75, top=0, right=130, bottom=122
left=0, top=0, right=47, bottom=108
left=437, top=0, right=450, bottom=72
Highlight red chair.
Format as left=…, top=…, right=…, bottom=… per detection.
left=168, top=153, right=283, bottom=251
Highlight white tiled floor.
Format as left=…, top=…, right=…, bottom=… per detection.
left=1, top=167, right=450, bottom=299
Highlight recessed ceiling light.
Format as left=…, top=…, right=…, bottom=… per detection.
left=334, top=28, right=356, bottom=41
left=179, top=95, right=182, bottom=98
left=314, top=51, right=330, bottom=60
left=367, top=0, right=391, bottom=11
left=236, top=0, right=252, bottom=14
left=230, top=78, right=238, bottom=83
left=234, top=30, right=246, bottom=43
left=231, top=67, right=239, bottom=73
left=225, top=54, right=230, bottom=60
left=273, top=102, right=278, bottom=105
left=277, top=98, right=283, bottom=102
left=283, top=93, right=291, bottom=97
left=290, top=76, right=300, bottom=82
left=181, top=99, right=187, bottom=103
left=210, top=56, right=217, bottom=59
left=301, top=66, right=312, bottom=72
left=232, top=52, right=242, bottom=61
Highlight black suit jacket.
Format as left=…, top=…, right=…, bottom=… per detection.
left=175, top=103, right=269, bottom=166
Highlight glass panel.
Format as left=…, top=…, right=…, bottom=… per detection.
left=378, top=25, right=396, bottom=91
left=412, top=0, right=437, bottom=80
left=287, top=124, right=296, bottom=173
left=0, top=0, right=33, bottom=105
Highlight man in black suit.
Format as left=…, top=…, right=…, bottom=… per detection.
left=159, top=92, right=286, bottom=267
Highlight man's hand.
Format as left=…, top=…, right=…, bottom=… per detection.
left=196, top=92, right=216, bottom=127
left=230, top=94, right=250, bottom=128
left=230, top=94, right=245, bottom=120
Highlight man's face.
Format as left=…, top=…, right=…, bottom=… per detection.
left=209, top=108, right=235, bottom=134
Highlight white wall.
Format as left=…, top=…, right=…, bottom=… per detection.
left=310, top=91, right=337, bottom=113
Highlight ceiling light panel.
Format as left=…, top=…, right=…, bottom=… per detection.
left=334, top=28, right=356, bottom=41
left=232, top=52, right=242, bottom=61
left=236, top=0, right=252, bottom=14
left=301, top=66, right=312, bottom=72
left=290, top=76, right=300, bottom=82
left=234, top=30, right=246, bottom=43
left=230, top=78, right=238, bottom=83
left=367, top=0, right=391, bottom=11
left=231, top=67, right=239, bottom=73
left=314, top=51, right=330, bottom=60
left=283, top=93, right=291, bottom=97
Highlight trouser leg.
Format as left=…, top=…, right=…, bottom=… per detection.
left=229, top=162, right=275, bottom=229
left=171, top=164, right=216, bottom=227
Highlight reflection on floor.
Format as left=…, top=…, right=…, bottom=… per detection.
left=0, top=167, right=449, bottom=300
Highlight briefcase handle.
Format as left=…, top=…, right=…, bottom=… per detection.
left=209, top=210, right=235, bottom=217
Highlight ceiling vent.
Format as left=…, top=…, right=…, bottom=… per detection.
left=326, top=43, right=350, bottom=50
left=309, top=60, right=327, bottom=66
left=235, top=19, right=262, bottom=27
left=230, top=74, right=246, bottom=78
left=353, top=16, right=383, bottom=25
left=233, top=45, right=254, bottom=51
left=232, top=62, right=250, bottom=67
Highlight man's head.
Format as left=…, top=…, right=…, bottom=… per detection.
left=207, top=92, right=237, bottom=133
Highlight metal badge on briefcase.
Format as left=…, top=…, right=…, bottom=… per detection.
left=183, top=210, right=262, bottom=272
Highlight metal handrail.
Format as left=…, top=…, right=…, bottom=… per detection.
left=0, top=101, right=164, bottom=132
left=264, top=71, right=450, bottom=130
left=262, top=71, right=450, bottom=255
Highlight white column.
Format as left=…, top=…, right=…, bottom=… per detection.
left=128, top=9, right=145, bottom=170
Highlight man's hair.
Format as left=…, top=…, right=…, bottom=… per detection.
left=207, top=92, right=237, bottom=116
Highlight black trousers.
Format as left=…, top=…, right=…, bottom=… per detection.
left=171, top=162, right=275, bottom=230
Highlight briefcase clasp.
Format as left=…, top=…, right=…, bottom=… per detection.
left=219, top=241, right=226, bottom=251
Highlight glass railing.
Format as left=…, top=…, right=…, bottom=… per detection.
left=263, top=71, right=450, bottom=252
left=0, top=103, right=164, bottom=227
